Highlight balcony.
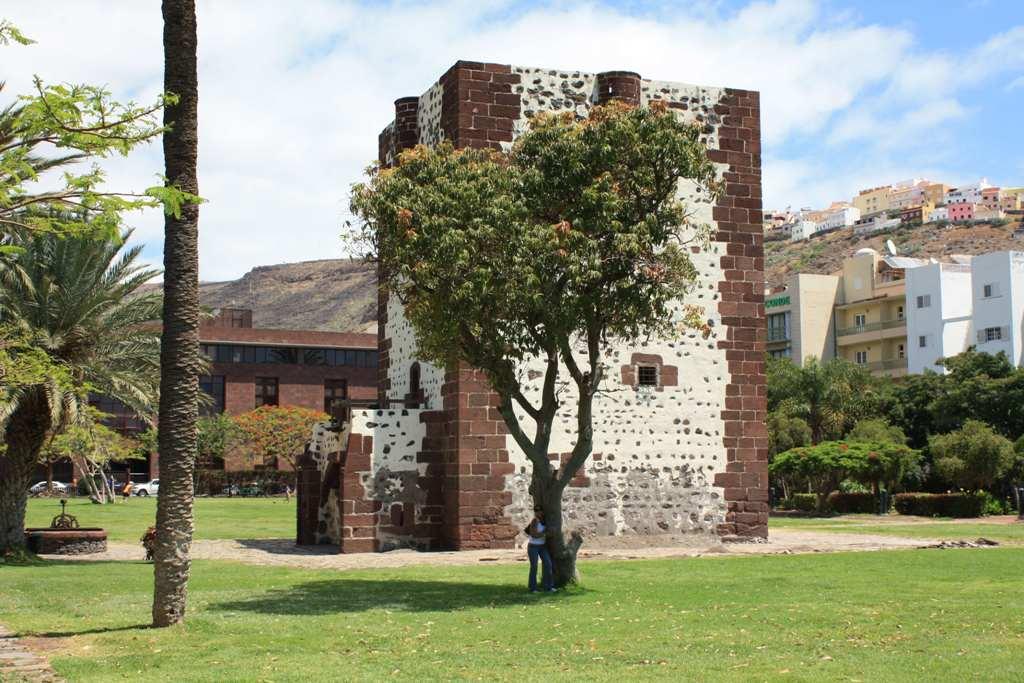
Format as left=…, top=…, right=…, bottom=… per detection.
left=863, top=357, right=908, bottom=373
left=836, top=318, right=905, bottom=337
left=767, top=327, right=790, bottom=343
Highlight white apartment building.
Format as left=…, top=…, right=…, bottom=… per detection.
left=928, top=206, right=949, bottom=222
left=971, top=251, right=1024, bottom=366
left=905, top=261, right=974, bottom=374
left=820, top=205, right=861, bottom=231
left=853, top=215, right=901, bottom=236
left=946, top=178, right=992, bottom=205
left=789, top=219, right=820, bottom=242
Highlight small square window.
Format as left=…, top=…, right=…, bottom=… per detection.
left=984, top=327, right=1002, bottom=342
left=983, top=283, right=998, bottom=298
left=918, top=335, right=927, bottom=348
left=916, top=295, right=931, bottom=309
left=637, top=366, right=658, bottom=387
left=854, top=351, right=867, bottom=365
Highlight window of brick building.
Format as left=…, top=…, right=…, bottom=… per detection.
left=199, top=375, right=225, bottom=415
left=255, top=377, right=278, bottom=407
left=324, top=379, right=347, bottom=418
left=637, top=365, right=658, bottom=387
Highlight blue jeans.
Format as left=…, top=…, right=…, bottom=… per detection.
left=527, top=543, right=554, bottom=591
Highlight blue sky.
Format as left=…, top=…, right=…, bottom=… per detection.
left=4, top=0, right=1023, bottom=280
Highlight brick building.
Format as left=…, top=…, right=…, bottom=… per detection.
left=299, top=61, right=768, bottom=553
left=196, top=308, right=377, bottom=471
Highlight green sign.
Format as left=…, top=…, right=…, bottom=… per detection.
left=766, top=295, right=790, bottom=309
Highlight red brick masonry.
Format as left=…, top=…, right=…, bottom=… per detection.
left=709, top=89, right=769, bottom=539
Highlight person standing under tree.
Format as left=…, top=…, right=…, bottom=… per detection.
left=525, top=508, right=555, bottom=593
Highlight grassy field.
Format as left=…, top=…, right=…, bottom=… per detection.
left=2, top=550, right=1023, bottom=681
left=24, top=497, right=296, bottom=543
left=770, top=515, right=1024, bottom=545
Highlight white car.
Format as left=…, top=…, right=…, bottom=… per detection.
left=29, top=481, right=70, bottom=495
left=134, top=479, right=160, bottom=496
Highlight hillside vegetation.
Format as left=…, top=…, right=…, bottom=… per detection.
left=765, top=218, right=1022, bottom=288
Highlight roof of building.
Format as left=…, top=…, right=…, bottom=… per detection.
left=198, top=325, right=377, bottom=349
left=882, top=256, right=928, bottom=270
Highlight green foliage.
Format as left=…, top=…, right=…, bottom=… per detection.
left=349, top=102, right=719, bottom=507
left=40, top=409, right=141, bottom=467
left=893, top=492, right=989, bottom=518
left=0, top=227, right=162, bottom=455
left=0, top=24, right=199, bottom=238
left=197, top=414, right=241, bottom=466
left=0, top=20, right=33, bottom=46
left=847, top=418, right=906, bottom=445
left=779, top=493, right=818, bottom=512
left=767, top=356, right=880, bottom=443
left=827, top=491, right=881, bottom=514
left=771, top=440, right=921, bottom=510
left=767, top=410, right=812, bottom=458
left=930, top=420, right=1015, bottom=491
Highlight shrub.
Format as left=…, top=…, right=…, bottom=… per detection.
left=828, top=492, right=880, bottom=514
left=930, top=420, right=1014, bottom=491
left=893, top=492, right=987, bottom=518
left=779, top=493, right=819, bottom=512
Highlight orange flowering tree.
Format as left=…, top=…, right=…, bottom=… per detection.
left=349, top=102, right=718, bottom=585
left=232, top=406, right=329, bottom=471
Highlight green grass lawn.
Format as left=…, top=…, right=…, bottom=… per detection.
left=2, top=550, right=1023, bottom=681
left=25, top=497, right=295, bottom=543
left=770, top=515, right=1024, bottom=545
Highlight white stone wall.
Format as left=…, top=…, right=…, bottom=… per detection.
left=383, top=292, right=445, bottom=409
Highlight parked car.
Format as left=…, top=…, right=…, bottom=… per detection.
left=29, top=481, right=70, bottom=495
left=134, top=479, right=160, bottom=496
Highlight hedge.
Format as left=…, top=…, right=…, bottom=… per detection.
left=893, top=492, right=986, bottom=518
left=779, top=493, right=818, bottom=512
left=827, top=491, right=881, bottom=514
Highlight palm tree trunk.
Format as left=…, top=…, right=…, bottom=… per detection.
left=153, top=0, right=201, bottom=628
left=1, top=396, right=52, bottom=553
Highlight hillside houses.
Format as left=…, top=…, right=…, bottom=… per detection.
left=769, top=177, right=1020, bottom=243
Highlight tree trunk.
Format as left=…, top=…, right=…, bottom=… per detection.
left=531, top=476, right=582, bottom=588
left=46, top=461, right=53, bottom=494
left=1, top=396, right=51, bottom=553
left=153, top=0, right=201, bottom=628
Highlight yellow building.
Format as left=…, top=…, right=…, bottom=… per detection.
left=833, top=249, right=922, bottom=378
left=853, top=186, right=891, bottom=217
left=765, top=274, right=841, bottom=365
left=921, top=183, right=949, bottom=207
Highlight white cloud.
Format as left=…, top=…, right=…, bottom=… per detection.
left=3, top=1, right=1020, bottom=280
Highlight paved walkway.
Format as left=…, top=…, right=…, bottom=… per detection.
left=0, top=625, right=62, bottom=683
left=44, top=527, right=944, bottom=571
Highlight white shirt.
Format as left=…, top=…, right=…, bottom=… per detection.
left=528, top=520, right=546, bottom=545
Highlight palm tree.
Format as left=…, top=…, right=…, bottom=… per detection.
left=767, top=357, right=878, bottom=444
left=152, top=0, right=201, bottom=627
left=0, top=228, right=161, bottom=553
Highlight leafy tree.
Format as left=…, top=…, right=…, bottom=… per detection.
left=153, top=0, right=203, bottom=628
left=847, top=418, right=906, bottom=445
left=40, top=407, right=142, bottom=502
left=767, top=411, right=811, bottom=459
left=0, top=21, right=195, bottom=240
left=931, top=420, right=1014, bottom=492
left=350, top=102, right=718, bottom=585
left=767, top=356, right=878, bottom=443
left=771, top=441, right=920, bottom=512
left=196, top=414, right=239, bottom=470
left=233, top=406, right=330, bottom=472
left=881, top=370, right=944, bottom=449
left=0, top=228, right=161, bottom=552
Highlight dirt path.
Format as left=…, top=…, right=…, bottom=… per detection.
left=43, top=527, right=949, bottom=570
left=0, top=624, right=62, bottom=683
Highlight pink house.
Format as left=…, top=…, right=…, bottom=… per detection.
left=948, top=202, right=975, bottom=222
